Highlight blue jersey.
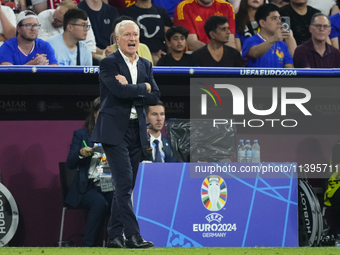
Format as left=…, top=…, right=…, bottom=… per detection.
left=0, top=37, right=57, bottom=65
left=330, top=14, right=340, bottom=39
left=152, top=0, right=181, bottom=18
left=242, top=33, right=293, bottom=68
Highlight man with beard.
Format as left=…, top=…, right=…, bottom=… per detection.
left=157, top=25, right=198, bottom=66
left=0, top=10, right=57, bottom=65
left=145, top=101, right=178, bottom=162
left=294, top=13, right=340, bottom=67
left=38, top=0, right=97, bottom=55
left=193, top=15, right=244, bottom=67
left=47, top=9, right=92, bottom=66
left=279, top=0, right=321, bottom=45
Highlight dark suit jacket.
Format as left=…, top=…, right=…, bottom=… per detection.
left=65, top=128, right=94, bottom=208
left=92, top=50, right=160, bottom=148
left=151, top=136, right=178, bottom=162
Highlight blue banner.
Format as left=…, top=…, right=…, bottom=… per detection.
left=134, top=163, right=298, bottom=247
left=0, top=66, right=338, bottom=76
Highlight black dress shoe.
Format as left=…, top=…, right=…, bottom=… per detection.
left=107, top=236, right=126, bottom=248
left=125, top=234, right=154, bottom=248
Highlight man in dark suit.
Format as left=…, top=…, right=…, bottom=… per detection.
left=145, top=100, right=178, bottom=162
left=91, top=20, right=160, bottom=249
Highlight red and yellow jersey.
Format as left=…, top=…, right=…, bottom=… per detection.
left=174, top=0, right=235, bottom=44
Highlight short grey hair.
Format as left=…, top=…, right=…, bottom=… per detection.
left=311, top=12, right=331, bottom=25
left=115, top=20, right=139, bottom=37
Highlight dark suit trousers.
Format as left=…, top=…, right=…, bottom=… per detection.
left=103, top=120, right=142, bottom=239
left=79, top=186, right=113, bottom=247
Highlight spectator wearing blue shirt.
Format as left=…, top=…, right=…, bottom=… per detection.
left=329, top=12, right=340, bottom=49
left=242, top=4, right=296, bottom=68
left=0, top=10, right=57, bottom=66
left=152, top=0, right=182, bottom=18
left=47, top=9, right=92, bottom=66
left=235, top=0, right=264, bottom=52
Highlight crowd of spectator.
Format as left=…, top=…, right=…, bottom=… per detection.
left=1, top=0, right=340, bottom=68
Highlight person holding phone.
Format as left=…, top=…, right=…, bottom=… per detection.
left=242, top=4, right=296, bottom=67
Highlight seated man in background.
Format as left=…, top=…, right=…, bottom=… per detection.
left=145, top=101, right=178, bottom=163
left=47, top=9, right=93, bottom=66
left=101, top=15, right=153, bottom=64
left=279, top=0, right=321, bottom=45
left=242, top=4, right=295, bottom=68
left=0, top=10, right=57, bottom=65
left=192, top=15, right=244, bottom=67
left=38, top=0, right=97, bottom=56
left=174, top=0, right=236, bottom=51
left=78, top=0, right=119, bottom=56
left=294, top=13, right=340, bottom=68
left=157, top=25, right=198, bottom=66
left=120, top=0, right=173, bottom=65
left=0, top=4, right=16, bottom=47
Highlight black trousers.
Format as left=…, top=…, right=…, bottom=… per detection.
left=103, top=120, right=142, bottom=239
left=79, top=186, right=113, bottom=246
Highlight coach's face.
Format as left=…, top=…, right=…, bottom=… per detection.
left=116, top=23, right=140, bottom=58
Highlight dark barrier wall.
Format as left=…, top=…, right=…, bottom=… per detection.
left=0, top=66, right=339, bottom=246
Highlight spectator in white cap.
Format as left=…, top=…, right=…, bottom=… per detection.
left=0, top=10, right=57, bottom=65
left=0, top=4, right=16, bottom=47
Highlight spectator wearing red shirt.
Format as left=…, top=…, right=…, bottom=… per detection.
left=174, top=0, right=236, bottom=50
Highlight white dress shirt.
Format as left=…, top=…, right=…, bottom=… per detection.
left=118, top=48, right=140, bottom=119
left=149, top=133, right=165, bottom=162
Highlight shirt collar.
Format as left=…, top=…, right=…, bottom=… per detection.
left=150, top=133, right=162, bottom=144
left=306, top=39, right=330, bottom=57
left=257, top=33, right=266, bottom=42
left=118, top=48, right=139, bottom=65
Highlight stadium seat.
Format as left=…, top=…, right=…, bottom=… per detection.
left=58, top=162, right=106, bottom=247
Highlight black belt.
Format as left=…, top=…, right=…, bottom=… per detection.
left=129, top=119, right=138, bottom=124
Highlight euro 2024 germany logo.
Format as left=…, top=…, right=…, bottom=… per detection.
left=194, top=175, right=236, bottom=237
left=201, top=175, right=227, bottom=211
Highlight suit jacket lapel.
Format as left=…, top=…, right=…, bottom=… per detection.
left=137, top=58, right=145, bottom=84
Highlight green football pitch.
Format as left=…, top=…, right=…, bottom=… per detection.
left=1, top=247, right=340, bottom=255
